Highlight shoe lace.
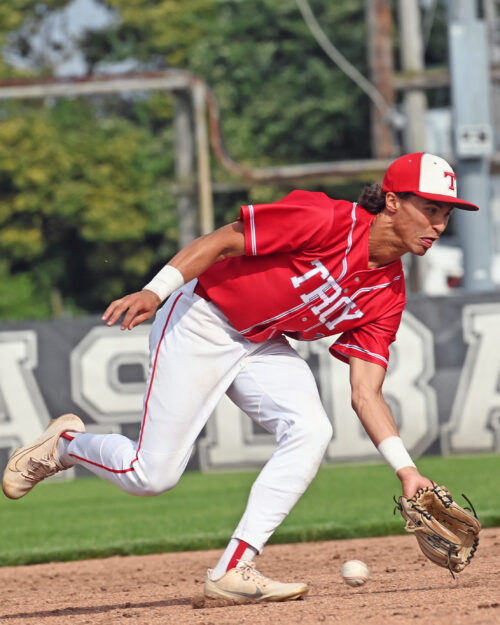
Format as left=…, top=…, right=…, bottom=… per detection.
left=22, top=456, right=60, bottom=483
left=237, top=560, right=269, bottom=585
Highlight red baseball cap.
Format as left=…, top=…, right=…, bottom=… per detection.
left=382, top=152, right=479, bottom=211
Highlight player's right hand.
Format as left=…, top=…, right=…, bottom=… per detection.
left=102, top=290, right=161, bottom=331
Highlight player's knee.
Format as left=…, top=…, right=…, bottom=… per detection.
left=138, top=474, right=182, bottom=496
left=316, top=416, right=334, bottom=448
left=283, top=410, right=332, bottom=458
left=307, top=416, right=333, bottom=455
left=134, top=463, right=183, bottom=496
left=286, top=415, right=332, bottom=486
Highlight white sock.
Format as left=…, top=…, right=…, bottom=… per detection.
left=57, top=434, right=80, bottom=467
left=211, top=538, right=258, bottom=580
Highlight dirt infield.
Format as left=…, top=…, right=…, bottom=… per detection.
left=1, top=529, right=499, bottom=625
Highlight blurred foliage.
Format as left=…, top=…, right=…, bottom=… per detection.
left=88, top=0, right=371, bottom=165
left=82, top=0, right=375, bottom=240
left=0, top=97, right=177, bottom=316
left=0, top=0, right=448, bottom=319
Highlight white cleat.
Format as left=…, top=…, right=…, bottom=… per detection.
left=204, top=560, right=309, bottom=602
left=2, top=413, right=85, bottom=500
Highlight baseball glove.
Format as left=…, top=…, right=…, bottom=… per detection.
left=395, top=483, right=481, bottom=576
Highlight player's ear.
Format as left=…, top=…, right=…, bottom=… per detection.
left=384, top=191, right=401, bottom=215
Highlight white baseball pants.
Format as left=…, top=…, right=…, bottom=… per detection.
left=67, top=281, right=333, bottom=552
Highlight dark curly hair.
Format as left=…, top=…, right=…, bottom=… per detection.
left=357, top=184, right=414, bottom=214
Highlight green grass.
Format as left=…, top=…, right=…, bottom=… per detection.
left=0, top=454, right=498, bottom=567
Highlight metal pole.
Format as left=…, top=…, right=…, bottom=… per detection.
left=173, top=92, right=199, bottom=247
left=398, top=0, right=428, bottom=292
left=398, top=0, right=427, bottom=153
left=192, top=82, right=214, bottom=235
left=447, top=0, right=494, bottom=292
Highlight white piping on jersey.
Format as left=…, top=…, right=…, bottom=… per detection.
left=240, top=300, right=309, bottom=335
left=332, top=343, right=389, bottom=366
left=336, top=202, right=357, bottom=282
left=248, top=204, right=257, bottom=255
left=350, top=274, right=402, bottom=300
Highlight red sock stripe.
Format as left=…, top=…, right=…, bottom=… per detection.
left=60, top=432, right=75, bottom=441
left=69, top=292, right=183, bottom=474
left=227, top=540, right=249, bottom=571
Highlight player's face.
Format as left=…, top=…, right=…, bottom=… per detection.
left=392, top=194, right=454, bottom=256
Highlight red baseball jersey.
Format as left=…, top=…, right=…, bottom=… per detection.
left=197, top=190, right=406, bottom=369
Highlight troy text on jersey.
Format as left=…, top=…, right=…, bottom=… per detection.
left=291, top=260, right=364, bottom=331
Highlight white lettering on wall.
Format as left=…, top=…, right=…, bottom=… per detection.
left=71, top=326, right=149, bottom=424
left=8, top=300, right=499, bottom=474
left=441, top=304, right=500, bottom=453
left=0, top=332, right=51, bottom=453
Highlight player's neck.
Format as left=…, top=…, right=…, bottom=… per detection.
left=368, top=212, right=408, bottom=268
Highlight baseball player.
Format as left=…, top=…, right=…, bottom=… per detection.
left=3, top=153, right=479, bottom=602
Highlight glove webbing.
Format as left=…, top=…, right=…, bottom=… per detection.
left=393, top=490, right=480, bottom=578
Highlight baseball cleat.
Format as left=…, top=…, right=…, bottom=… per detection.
left=2, top=413, right=85, bottom=500
left=204, top=560, right=309, bottom=602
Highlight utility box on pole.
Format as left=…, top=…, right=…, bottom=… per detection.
left=447, top=0, right=495, bottom=292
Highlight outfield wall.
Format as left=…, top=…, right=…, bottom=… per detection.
left=1, top=291, right=500, bottom=475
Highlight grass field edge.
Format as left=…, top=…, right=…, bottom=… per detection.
left=3, top=513, right=498, bottom=568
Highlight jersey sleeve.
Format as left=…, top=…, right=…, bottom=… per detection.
left=329, top=306, right=404, bottom=369
left=239, top=190, right=335, bottom=256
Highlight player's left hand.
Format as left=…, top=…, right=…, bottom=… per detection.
left=102, top=290, right=161, bottom=330
left=396, top=466, right=433, bottom=498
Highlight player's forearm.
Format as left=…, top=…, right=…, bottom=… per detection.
left=351, top=390, right=399, bottom=447
left=351, top=388, right=416, bottom=473
left=349, top=357, right=415, bottom=472
left=168, top=229, right=238, bottom=282
left=143, top=221, right=245, bottom=302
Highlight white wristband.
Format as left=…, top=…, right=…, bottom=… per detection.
left=142, top=265, right=185, bottom=302
left=377, top=436, right=416, bottom=473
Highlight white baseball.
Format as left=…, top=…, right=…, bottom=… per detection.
left=341, top=560, right=370, bottom=587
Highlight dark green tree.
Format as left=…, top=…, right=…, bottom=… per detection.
left=0, top=97, right=177, bottom=318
